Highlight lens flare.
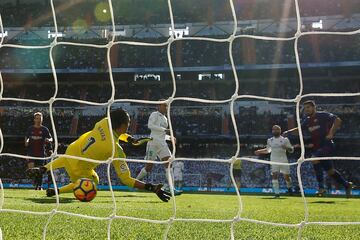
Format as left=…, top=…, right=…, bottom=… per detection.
left=95, top=2, right=111, bottom=23
left=72, top=19, right=88, bottom=34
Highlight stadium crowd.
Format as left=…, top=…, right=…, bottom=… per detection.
left=1, top=36, right=360, bottom=71
left=1, top=73, right=360, bottom=103
left=1, top=0, right=359, bottom=28
left=1, top=102, right=360, bottom=138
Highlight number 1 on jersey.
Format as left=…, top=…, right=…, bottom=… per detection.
left=82, top=137, right=96, bottom=153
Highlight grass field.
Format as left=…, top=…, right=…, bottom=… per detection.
left=0, top=189, right=359, bottom=239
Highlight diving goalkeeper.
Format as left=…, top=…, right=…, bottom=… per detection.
left=27, top=109, right=171, bottom=202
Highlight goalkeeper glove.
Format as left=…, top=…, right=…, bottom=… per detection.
left=119, top=133, right=152, bottom=146
left=145, top=183, right=171, bottom=202
left=129, top=137, right=152, bottom=146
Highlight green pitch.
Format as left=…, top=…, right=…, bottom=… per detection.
left=0, top=189, right=359, bottom=239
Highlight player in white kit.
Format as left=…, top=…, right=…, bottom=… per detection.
left=255, top=125, right=294, bottom=198
left=172, top=161, right=184, bottom=191
left=136, top=101, right=181, bottom=195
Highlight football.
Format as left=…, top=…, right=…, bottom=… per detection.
left=73, top=178, right=97, bottom=202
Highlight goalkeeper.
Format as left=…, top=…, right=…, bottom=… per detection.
left=27, top=109, right=171, bottom=202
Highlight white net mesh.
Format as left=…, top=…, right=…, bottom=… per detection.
left=0, top=0, right=360, bottom=239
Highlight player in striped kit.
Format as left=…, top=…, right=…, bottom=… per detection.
left=255, top=125, right=294, bottom=198
left=25, top=112, right=53, bottom=190
left=284, top=100, right=353, bottom=197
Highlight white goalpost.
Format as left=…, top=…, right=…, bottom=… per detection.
left=0, top=0, right=360, bottom=239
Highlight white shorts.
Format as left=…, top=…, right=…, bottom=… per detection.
left=270, top=160, right=290, bottom=175
left=145, top=141, right=171, bottom=161
left=173, top=173, right=183, bottom=181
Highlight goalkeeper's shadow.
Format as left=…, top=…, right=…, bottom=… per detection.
left=308, top=200, right=336, bottom=204
left=96, top=194, right=152, bottom=198
left=25, top=197, right=75, bottom=204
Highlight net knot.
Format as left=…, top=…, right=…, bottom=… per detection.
left=107, top=98, right=114, bottom=105
left=299, top=221, right=307, bottom=228
left=168, top=34, right=175, bottom=43
left=167, top=217, right=175, bottom=224
left=294, top=94, right=302, bottom=103
left=50, top=152, right=57, bottom=159
left=168, top=155, right=175, bottom=163
left=165, top=97, right=173, bottom=105
left=107, top=41, right=114, bottom=49
left=106, top=157, right=114, bottom=164
left=231, top=93, right=238, bottom=101
left=228, top=34, right=236, bottom=43
left=297, top=156, right=305, bottom=164
left=230, top=156, right=238, bottom=164
left=48, top=97, right=56, bottom=105
left=49, top=39, right=57, bottom=48
left=233, top=216, right=241, bottom=222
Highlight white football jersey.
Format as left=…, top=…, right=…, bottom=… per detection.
left=148, top=111, right=168, bottom=142
left=266, top=136, right=294, bottom=162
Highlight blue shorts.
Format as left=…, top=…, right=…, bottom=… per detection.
left=312, top=145, right=335, bottom=171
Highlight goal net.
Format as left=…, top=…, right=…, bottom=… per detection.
left=0, top=0, right=359, bottom=239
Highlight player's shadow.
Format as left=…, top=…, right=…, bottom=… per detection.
left=309, top=201, right=336, bottom=204
left=117, top=194, right=152, bottom=198
left=25, top=197, right=75, bottom=204
left=95, top=194, right=152, bottom=198
left=261, top=197, right=289, bottom=200
left=122, top=200, right=164, bottom=204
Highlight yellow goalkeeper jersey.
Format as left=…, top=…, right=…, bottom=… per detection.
left=65, top=117, right=135, bottom=186
left=233, top=159, right=242, bottom=170
left=75, top=117, right=123, bottom=162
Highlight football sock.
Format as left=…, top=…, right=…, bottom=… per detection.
left=36, top=175, right=43, bottom=189
left=331, top=170, right=348, bottom=188
left=136, top=167, right=148, bottom=180
left=313, top=163, right=325, bottom=189
left=272, top=179, right=280, bottom=195
left=286, top=178, right=292, bottom=189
